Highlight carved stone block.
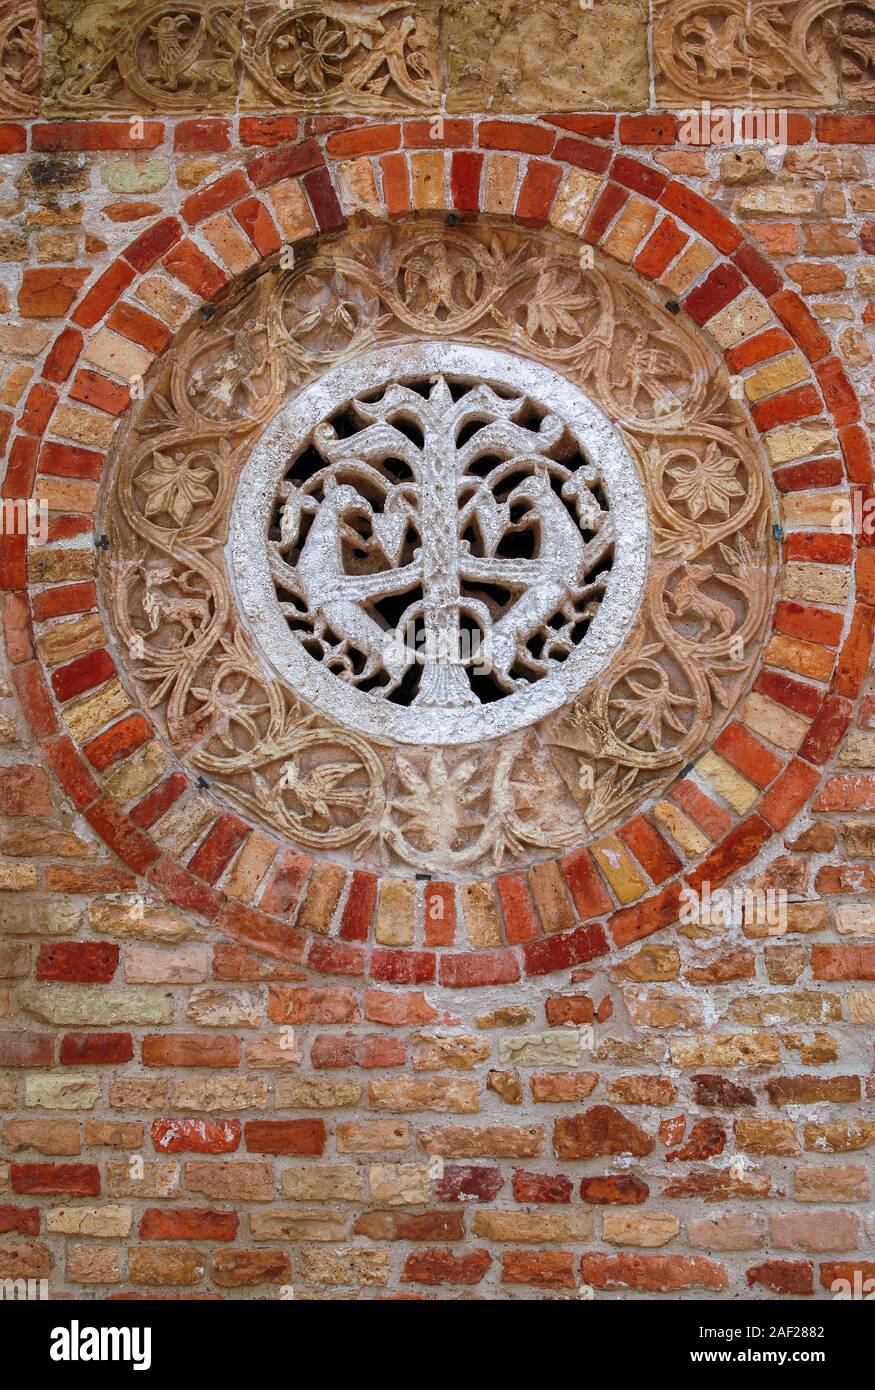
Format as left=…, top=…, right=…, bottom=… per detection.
left=444, top=0, right=649, bottom=113
left=0, top=0, right=40, bottom=116
left=42, top=0, right=244, bottom=116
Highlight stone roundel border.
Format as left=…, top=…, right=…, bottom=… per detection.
left=1, top=114, right=873, bottom=988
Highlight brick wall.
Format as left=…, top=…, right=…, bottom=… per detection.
left=0, top=4, right=873, bottom=1301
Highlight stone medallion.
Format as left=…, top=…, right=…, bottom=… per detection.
left=101, top=218, right=777, bottom=877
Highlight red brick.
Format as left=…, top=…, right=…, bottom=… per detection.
left=684, top=262, right=746, bottom=324
left=496, top=873, right=541, bottom=945
left=327, top=124, right=400, bottom=157
left=11, top=1164, right=100, bottom=1196
left=3, top=592, right=31, bottom=664
left=233, top=197, right=281, bottom=257
left=37, top=941, right=119, bottom=984
left=187, top=814, right=249, bottom=885
left=174, top=119, right=230, bottom=153
left=774, top=458, right=844, bottom=493
left=617, top=815, right=682, bottom=883
left=239, top=117, right=299, bottom=147
left=39, top=441, right=104, bottom=481
left=43, top=734, right=101, bottom=809
left=246, top=139, right=324, bottom=189
left=305, top=937, right=366, bottom=976
left=0, top=1032, right=54, bottom=1067
left=42, top=326, right=84, bottom=384
left=3, top=434, right=37, bottom=499
left=302, top=166, right=345, bottom=231
left=747, top=1260, right=814, bottom=1295
left=18, top=268, right=88, bottom=319
left=106, top=302, right=171, bottom=355
left=751, top=382, right=822, bottom=430
left=839, top=423, right=873, bottom=485
left=424, top=882, right=456, bottom=947
left=20, top=383, right=58, bottom=438
left=552, top=136, right=612, bottom=175
left=611, top=153, right=667, bottom=200
left=816, top=358, right=860, bottom=428
left=0, top=764, right=52, bottom=816
left=50, top=649, right=115, bottom=702
left=544, top=115, right=615, bottom=138
left=439, top=949, right=521, bottom=988
left=726, top=327, right=796, bottom=373
left=181, top=171, right=250, bottom=227
left=0, top=123, right=26, bottom=154
left=833, top=604, right=875, bottom=699
left=634, top=217, right=688, bottom=279
left=310, top=1032, right=406, bottom=1068
left=511, top=1170, right=573, bottom=1203
left=619, top=114, right=678, bottom=144
left=123, top=218, right=184, bottom=273
left=259, top=849, right=312, bottom=918
left=31, top=582, right=97, bottom=622
left=516, top=161, right=563, bottom=226
left=403, top=119, right=473, bottom=148
left=560, top=847, right=613, bottom=918
left=609, top=883, right=683, bottom=950
left=143, top=1034, right=241, bottom=1067
left=32, top=122, right=163, bottom=152
left=69, top=369, right=130, bottom=417
left=84, top=797, right=161, bottom=874
left=760, top=758, right=822, bottom=830
left=435, top=1165, right=503, bottom=1203
left=753, top=669, right=821, bottom=720
left=582, top=1252, right=727, bottom=1292
left=580, top=1175, right=649, bottom=1204
left=370, top=948, right=435, bottom=985
left=163, top=240, right=229, bottom=300
left=450, top=151, right=481, bottom=214
left=337, top=868, right=377, bottom=941
left=784, top=533, right=851, bottom=565
left=72, top=261, right=136, bottom=330
left=11, top=662, right=57, bottom=737
left=769, top=290, right=832, bottom=363
left=817, top=115, right=875, bottom=143
left=732, top=241, right=783, bottom=297
left=60, top=1032, right=133, bottom=1065
left=152, top=1118, right=241, bottom=1154
left=243, top=1120, right=325, bottom=1155
left=685, top=817, right=774, bottom=893
left=479, top=121, right=553, bottom=155
left=811, top=945, right=875, bottom=980
left=147, top=857, right=223, bottom=922
left=128, top=772, right=188, bottom=828
left=502, top=1250, right=576, bottom=1288
left=140, top=1208, right=238, bottom=1240
left=0, top=1206, right=39, bottom=1235
left=522, top=923, right=610, bottom=977
left=404, top=1249, right=491, bottom=1285
left=583, top=182, right=628, bottom=243
left=774, top=600, right=844, bottom=648
left=660, top=183, right=742, bottom=253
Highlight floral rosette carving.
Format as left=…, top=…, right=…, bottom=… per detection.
left=101, top=219, right=776, bottom=876
left=241, top=1, right=440, bottom=112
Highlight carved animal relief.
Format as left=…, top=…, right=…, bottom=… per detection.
left=101, top=220, right=776, bottom=876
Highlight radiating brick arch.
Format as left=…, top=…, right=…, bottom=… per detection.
left=3, top=117, right=872, bottom=985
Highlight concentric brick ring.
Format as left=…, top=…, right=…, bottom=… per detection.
left=4, top=119, right=872, bottom=986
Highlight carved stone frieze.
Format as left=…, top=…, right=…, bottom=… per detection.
left=0, top=0, right=40, bottom=116
left=654, top=0, right=842, bottom=107
left=43, top=0, right=243, bottom=115
left=100, top=219, right=776, bottom=877
left=240, top=1, right=441, bottom=112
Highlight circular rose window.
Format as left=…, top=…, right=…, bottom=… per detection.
left=230, top=342, right=648, bottom=745
left=100, top=218, right=776, bottom=877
